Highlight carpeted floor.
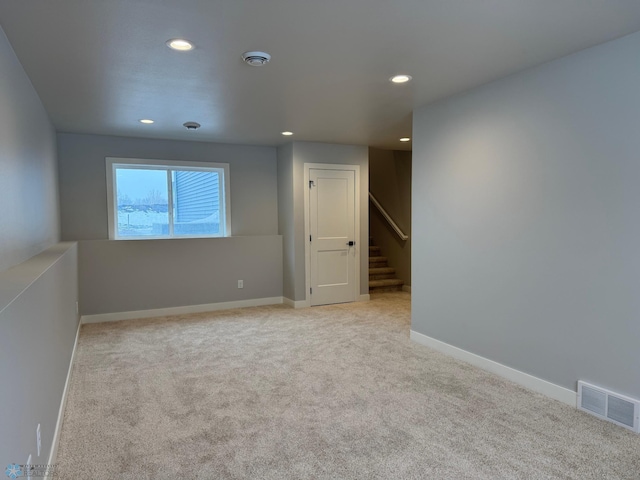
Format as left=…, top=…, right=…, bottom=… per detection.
left=56, top=292, right=640, bottom=479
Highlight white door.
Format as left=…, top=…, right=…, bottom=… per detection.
left=309, top=168, right=357, bottom=306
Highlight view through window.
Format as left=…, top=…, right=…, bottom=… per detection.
left=106, top=159, right=230, bottom=239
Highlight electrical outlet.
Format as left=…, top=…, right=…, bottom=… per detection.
left=237, top=280, right=243, bottom=289
left=36, top=424, right=41, bottom=457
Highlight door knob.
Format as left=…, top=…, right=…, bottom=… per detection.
left=347, top=241, right=355, bottom=246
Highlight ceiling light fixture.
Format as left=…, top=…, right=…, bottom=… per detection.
left=281, top=131, right=293, bottom=136
left=139, top=119, right=154, bottom=124
left=166, top=39, right=194, bottom=51
left=390, top=75, right=412, bottom=84
left=242, top=51, right=271, bottom=66
left=400, top=137, right=411, bottom=142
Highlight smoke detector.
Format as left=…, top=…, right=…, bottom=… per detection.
left=183, top=122, right=201, bottom=130
left=242, top=51, right=271, bottom=66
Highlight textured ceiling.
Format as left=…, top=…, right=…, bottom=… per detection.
left=1, top=0, right=640, bottom=150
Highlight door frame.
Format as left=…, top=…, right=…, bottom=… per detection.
left=304, top=163, right=361, bottom=306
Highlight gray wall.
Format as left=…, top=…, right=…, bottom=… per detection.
left=277, top=144, right=296, bottom=300
left=0, top=27, right=59, bottom=271
left=57, top=133, right=278, bottom=239
left=369, top=148, right=411, bottom=286
left=57, top=133, right=283, bottom=315
left=291, top=142, right=369, bottom=301
left=0, top=26, right=77, bottom=469
left=0, top=243, right=79, bottom=469
left=277, top=142, right=369, bottom=302
left=412, top=31, right=640, bottom=399
left=80, top=237, right=282, bottom=315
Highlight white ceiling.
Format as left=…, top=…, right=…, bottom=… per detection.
left=1, top=1, right=640, bottom=150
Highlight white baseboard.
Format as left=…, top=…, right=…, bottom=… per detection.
left=409, top=330, right=577, bottom=406
left=46, top=319, right=81, bottom=480
left=402, top=285, right=412, bottom=293
left=81, top=297, right=284, bottom=324
left=286, top=296, right=367, bottom=308
left=283, top=297, right=310, bottom=308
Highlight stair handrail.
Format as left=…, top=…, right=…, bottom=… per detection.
left=369, top=192, right=409, bottom=241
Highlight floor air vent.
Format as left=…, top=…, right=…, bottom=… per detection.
left=578, top=381, right=639, bottom=433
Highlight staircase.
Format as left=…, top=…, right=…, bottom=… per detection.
left=369, top=239, right=405, bottom=292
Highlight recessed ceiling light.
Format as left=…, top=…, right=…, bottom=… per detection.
left=390, top=75, right=412, bottom=84
left=400, top=137, right=411, bottom=142
left=139, top=119, right=154, bottom=124
left=166, top=39, right=194, bottom=51
left=281, top=131, right=293, bottom=136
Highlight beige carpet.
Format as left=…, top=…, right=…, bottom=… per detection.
left=56, top=292, right=640, bottom=479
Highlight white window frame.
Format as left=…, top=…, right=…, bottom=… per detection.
left=106, top=157, right=231, bottom=240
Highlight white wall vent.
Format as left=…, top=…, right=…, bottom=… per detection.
left=577, top=381, right=639, bottom=433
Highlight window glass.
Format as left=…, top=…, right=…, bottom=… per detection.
left=107, top=158, right=230, bottom=240
left=115, top=168, right=169, bottom=237
left=173, top=170, right=221, bottom=236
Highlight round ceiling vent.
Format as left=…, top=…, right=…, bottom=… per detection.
left=183, top=121, right=201, bottom=130
left=242, top=51, right=271, bottom=66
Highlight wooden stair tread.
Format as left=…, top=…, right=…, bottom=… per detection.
left=369, top=267, right=395, bottom=274
left=369, top=278, right=404, bottom=287
left=369, top=274, right=398, bottom=281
